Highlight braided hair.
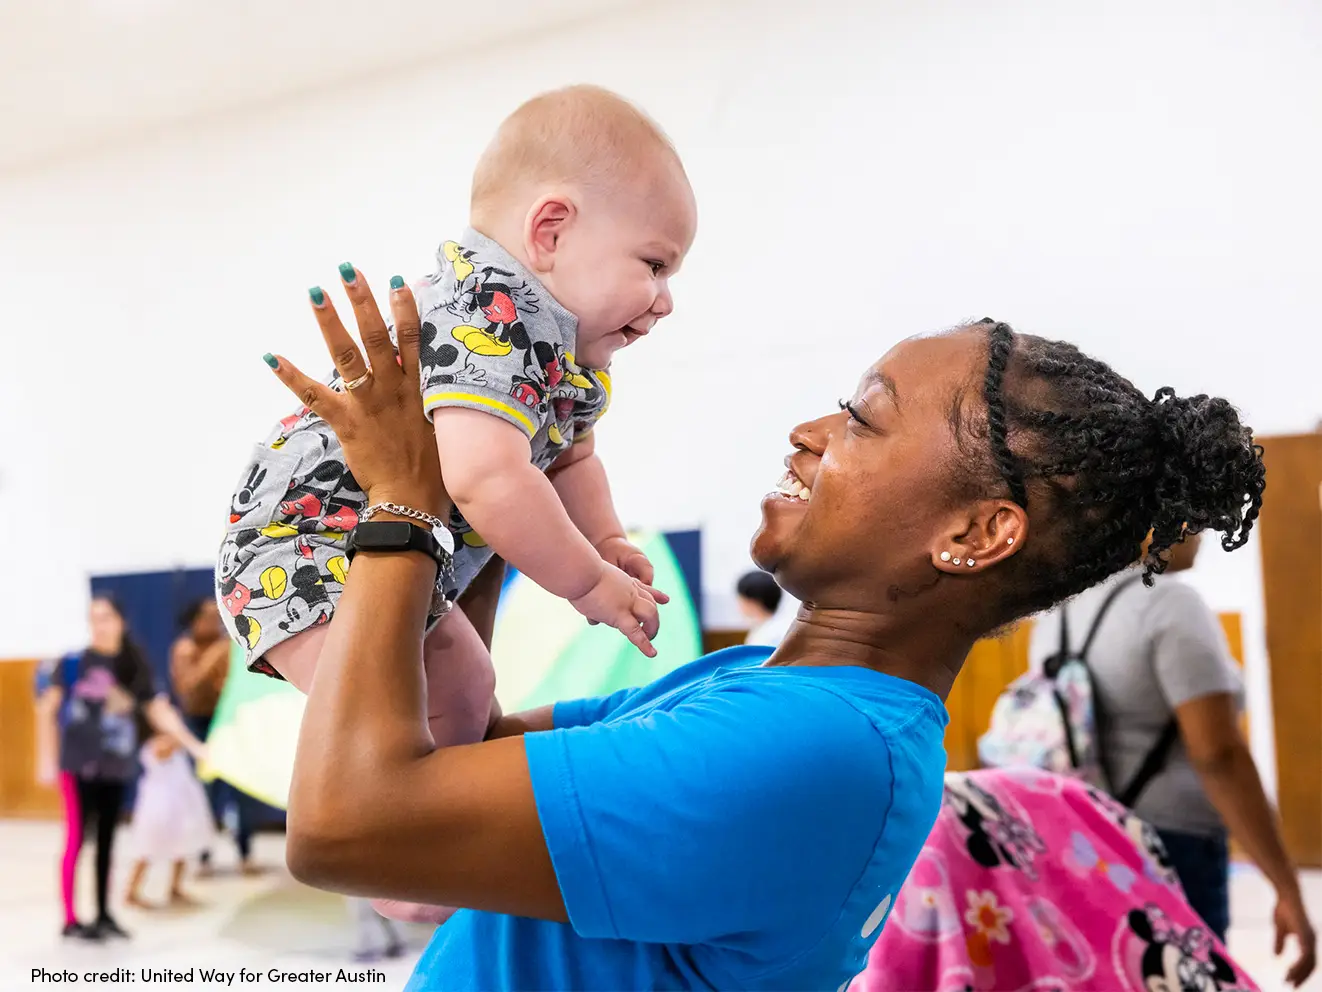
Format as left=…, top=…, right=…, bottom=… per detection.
left=965, top=319, right=1265, bottom=622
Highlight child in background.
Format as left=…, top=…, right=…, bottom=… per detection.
left=123, top=734, right=215, bottom=908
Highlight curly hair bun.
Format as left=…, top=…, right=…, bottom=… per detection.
left=1146, top=386, right=1265, bottom=567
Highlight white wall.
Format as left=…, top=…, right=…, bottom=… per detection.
left=3, top=0, right=1318, bottom=785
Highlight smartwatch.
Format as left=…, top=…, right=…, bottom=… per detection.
left=346, top=521, right=450, bottom=572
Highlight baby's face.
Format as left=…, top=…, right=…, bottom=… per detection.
left=548, top=170, right=696, bottom=370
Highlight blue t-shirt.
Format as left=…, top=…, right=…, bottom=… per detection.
left=407, top=646, right=949, bottom=991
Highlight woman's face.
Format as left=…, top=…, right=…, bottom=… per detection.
left=88, top=598, right=125, bottom=653
left=752, top=330, right=986, bottom=608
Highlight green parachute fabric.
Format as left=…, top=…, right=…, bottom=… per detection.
left=200, top=532, right=702, bottom=809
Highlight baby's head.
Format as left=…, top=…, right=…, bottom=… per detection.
left=471, top=85, right=697, bottom=370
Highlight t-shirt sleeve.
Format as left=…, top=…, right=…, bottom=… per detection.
left=551, top=687, right=637, bottom=730
left=524, top=684, right=893, bottom=944
left=415, top=296, right=563, bottom=440
left=36, top=657, right=61, bottom=695
left=121, top=652, right=159, bottom=705
left=1146, top=582, right=1242, bottom=709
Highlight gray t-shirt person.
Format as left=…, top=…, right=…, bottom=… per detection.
left=1028, top=569, right=1244, bottom=836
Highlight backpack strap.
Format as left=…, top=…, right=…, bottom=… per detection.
left=1079, top=575, right=1144, bottom=658
left=1116, top=719, right=1180, bottom=808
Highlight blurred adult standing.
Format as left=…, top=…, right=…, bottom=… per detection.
left=735, top=570, right=799, bottom=647
left=170, top=597, right=262, bottom=875
left=36, top=594, right=204, bottom=940
left=1028, top=534, right=1315, bottom=984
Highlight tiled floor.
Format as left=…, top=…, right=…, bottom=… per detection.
left=0, top=819, right=1318, bottom=990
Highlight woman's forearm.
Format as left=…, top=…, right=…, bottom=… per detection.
left=145, top=696, right=205, bottom=756
left=1195, top=743, right=1300, bottom=897
left=287, top=548, right=438, bottom=849
left=35, top=702, right=59, bottom=776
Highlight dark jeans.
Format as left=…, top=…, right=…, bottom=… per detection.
left=184, top=713, right=259, bottom=862
left=1157, top=826, right=1231, bottom=941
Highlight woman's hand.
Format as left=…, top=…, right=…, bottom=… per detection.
left=1274, top=888, right=1317, bottom=987
left=265, top=267, right=444, bottom=518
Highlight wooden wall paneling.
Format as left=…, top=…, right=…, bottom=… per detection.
left=0, top=659, right=62, bottom=819
left=1256, top=434, right=1322, bottom=868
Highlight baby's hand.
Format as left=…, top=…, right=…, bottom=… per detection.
left=570, top=564, right=660, bottom=657
left=595, top=536, right=670, bottom=605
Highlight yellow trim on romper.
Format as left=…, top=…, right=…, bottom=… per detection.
left=424, top=392, right=536, bottom=436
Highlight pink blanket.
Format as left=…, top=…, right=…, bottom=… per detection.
left=854, top=769, right=1258, bottom=992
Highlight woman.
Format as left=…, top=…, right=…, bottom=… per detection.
left=35, top=595, right=205, bottom=941
left=170, top=597, right=262, bottom=875
left=1027, top=530, right=1315, bottom=975
left=267, top=271, right=1288, bottom=989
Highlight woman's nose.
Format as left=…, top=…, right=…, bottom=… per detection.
left=789, top=413, right=837, bottom=454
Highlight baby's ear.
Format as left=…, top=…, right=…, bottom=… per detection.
left=525, top=195, right=576, bottom=271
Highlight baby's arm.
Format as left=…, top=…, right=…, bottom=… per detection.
left=433, top=410, right=659, bottom=654
left=546, top=433, right=624, bottom=550
left=434, top=409, right=601, bottom=598
left=547, top=435, right=663, bottom=593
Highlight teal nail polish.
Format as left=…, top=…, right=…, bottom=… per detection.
left=390, top=275, right=405, bottom=290
left=309, top=286, right=325, bottom=306
left=338, top=262, right=356, bottom=284
left=262, top=353, right=278, bottom=369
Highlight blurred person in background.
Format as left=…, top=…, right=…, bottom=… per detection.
left=347, top=898, right=406, bottom=964
left=1028, top=532, right=1315, bottom=985
left=170, top=597, right=264, bottom=875
left=735, top=570, right=781, bottom=643
left=737, top=570, right=800, bottom=647
left=35, top=594, right=205, bottom=941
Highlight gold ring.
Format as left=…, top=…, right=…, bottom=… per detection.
left=342, top=369, right=372, bottom=391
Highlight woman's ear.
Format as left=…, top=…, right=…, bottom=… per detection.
left=524, top=195, right=576, bottom=274
left=928, top=501, right=1027, bottom=574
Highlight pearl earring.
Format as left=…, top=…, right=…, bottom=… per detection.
left=1007, top=537, right=1015, bottom=546
left=940, top=552, right=952, bottom=562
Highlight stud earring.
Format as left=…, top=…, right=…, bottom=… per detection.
left=940, top=552, right=952, bottom=562
left=1007, top=537, right=1015, bottom=546
left=952, top=557, right=962, bottom=566
left=967, top=558, right=977, bottom=567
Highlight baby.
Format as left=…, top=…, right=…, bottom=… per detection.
left=216, top=85, right=696, bottom=758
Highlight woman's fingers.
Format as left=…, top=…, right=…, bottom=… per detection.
left=308, top=286, right=370, bottom=387
left=264, top=353, right=341, bottom=422
left=338, top=264, right=397, bottom=378
left=389, top=278, right=423, bottom=394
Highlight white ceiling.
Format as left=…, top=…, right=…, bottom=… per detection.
left=0, top=0, right=646, bottom=174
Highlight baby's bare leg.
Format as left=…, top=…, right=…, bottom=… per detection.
left=262, top=625, right=329, bottom=694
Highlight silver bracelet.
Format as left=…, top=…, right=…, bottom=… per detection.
left=363, top=502, right=455, bottom=554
